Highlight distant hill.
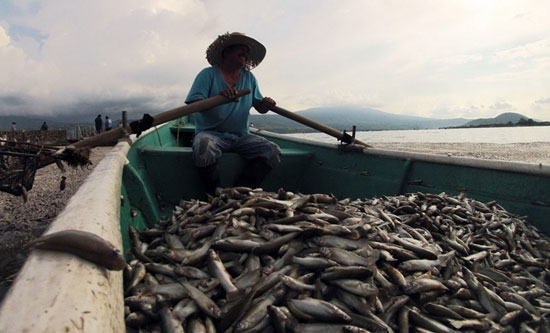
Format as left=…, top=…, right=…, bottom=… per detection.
left=0, top=115, right=92, bottom=131
left=251, top=106, right=469, bottom=133
left=462, top=112, right=535, bottom=127
left=0, top=113, right=138, bottom=131
left=0, top=116, right=45, bottom=131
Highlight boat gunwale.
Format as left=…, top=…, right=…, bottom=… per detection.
left=0, top=140, right=132, bottom=332
left=253, top=128, right=550, bottom=178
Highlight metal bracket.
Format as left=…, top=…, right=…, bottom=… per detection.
left=340, top=125, right=356, bottom=145
left=130, top=114, right=154, bottom=138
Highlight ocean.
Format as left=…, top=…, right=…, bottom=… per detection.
left=284, top=126, right=550, bottom=144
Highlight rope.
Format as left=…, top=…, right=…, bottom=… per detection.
left=154, top=126, right=163, bottom=147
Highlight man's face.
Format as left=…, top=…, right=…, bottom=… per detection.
left=223, top=45, right=250, bottom=67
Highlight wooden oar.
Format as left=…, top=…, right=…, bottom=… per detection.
left=71, top=89, right=251, bottom=149
left=268, top=105, right=372, bottom=148
left=35, top=90, right=252, bottom=170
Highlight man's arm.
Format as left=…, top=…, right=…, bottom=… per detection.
left=186, top=99, right=204, bottom=104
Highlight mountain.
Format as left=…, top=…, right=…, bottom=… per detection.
left=251, top=106, right=469, bottom=133
left=462, top=112, right=533, bottom=127
left=1, top=107, right=538, bottom=133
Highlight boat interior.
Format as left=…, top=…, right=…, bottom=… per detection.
left=119, top=116, right=550, bottom=252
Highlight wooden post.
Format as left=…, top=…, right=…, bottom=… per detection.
left=122, top=110, right=128, bottom=127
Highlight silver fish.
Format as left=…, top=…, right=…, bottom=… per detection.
left=288, top=297, right=351, bottom=323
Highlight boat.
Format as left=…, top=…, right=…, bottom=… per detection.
left=1, top=110, right=549, bottom=331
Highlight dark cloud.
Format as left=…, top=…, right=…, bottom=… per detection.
left=0, top=94, right=26, bottom=107
left=0, top=91, right=185, bottom=123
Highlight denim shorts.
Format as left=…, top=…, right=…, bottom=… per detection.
left=192, top=131, right=281, bottom=168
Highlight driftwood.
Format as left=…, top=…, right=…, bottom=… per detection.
left=0, top=140, right=91, bottom=197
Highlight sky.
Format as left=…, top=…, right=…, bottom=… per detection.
left=1, top=0, right=549, bottom=120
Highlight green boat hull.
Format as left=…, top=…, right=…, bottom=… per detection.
left=3, top=117, right=549, bottom=331
left=120, top=119, right=550, bottom=251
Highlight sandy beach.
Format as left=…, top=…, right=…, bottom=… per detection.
left=0, top=142, right=549, bottom=297
left=0, top=147, right=110, bottom=291
left=374, top=142, right=550, bottom=165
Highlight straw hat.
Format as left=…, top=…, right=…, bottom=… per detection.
left=206, top=32, right=266, bottom=69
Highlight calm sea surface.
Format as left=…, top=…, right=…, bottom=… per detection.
left=285, top=126, right=550, bottom=144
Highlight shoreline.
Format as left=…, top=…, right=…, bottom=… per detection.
left=373, top=142, right=550, bottom=165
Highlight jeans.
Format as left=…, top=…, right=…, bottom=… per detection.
left=192, top=131, right=281, bottom=168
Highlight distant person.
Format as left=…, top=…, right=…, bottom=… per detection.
left=104, top=116, right=113, bottom=131
left=40, top=121, right=48, bottom=131
left=11, top=122, right=16, bottom=131
left=94, top=114, right=103, bottom=134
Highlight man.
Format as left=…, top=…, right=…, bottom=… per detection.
left=105, top=116, right=113, bottom=131
left=95, top=114, right=103, bottom=134
left=186, top=32, right=281, bottom=194
left=41, top=121, right=48, bottom=131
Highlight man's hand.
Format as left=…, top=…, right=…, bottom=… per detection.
left=219, top=88, right=239, bottom=102
left=255, top=97, right=276, bottom=114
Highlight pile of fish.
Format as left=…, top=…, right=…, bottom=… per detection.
left=124, top=187, right=550, bottom=332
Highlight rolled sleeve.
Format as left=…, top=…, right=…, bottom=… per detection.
left=185, top=68, right=213, bottom=104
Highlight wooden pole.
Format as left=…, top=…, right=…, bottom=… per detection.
left=122, top=110, right=128, bottom=127
left=71, top=89, right=250, bottom=149
left=33, top=90, right=251, bottom=170
left=268, top=105, right=372, bottom=148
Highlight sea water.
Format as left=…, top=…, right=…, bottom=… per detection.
left=284, top=126, right=550, bottom=144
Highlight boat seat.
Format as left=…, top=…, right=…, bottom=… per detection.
left=138, top=146, right=313, bottom=171
left=137, top=145, right=314, bottom=199
left=139, top=146, right=312, bottom=160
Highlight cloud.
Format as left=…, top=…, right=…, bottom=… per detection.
left=429, top=100, right=521, bottom=120
left=491, top=38, right=550, bottom=63
left=0, top=26, right=10, bottom=47
left=0, top=1, right=218, bottom=115
left=489, top=101, right=514, bottom=111
left=429, top=103, right=491, bottom=120
left=532, top=97, right=550, bottom=113
left=0, top=0, right=549, bottom=121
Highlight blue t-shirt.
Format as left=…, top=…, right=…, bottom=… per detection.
left=185, top=66, right=263, bottom=136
